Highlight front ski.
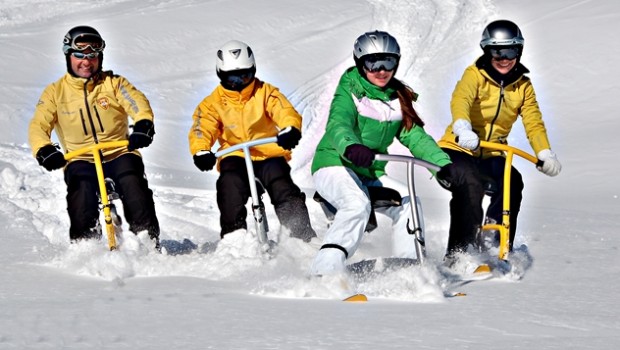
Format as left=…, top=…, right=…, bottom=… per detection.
left=343, top=293, right=368, bottom=302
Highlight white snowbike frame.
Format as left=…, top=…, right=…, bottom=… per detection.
left=214, top=130, right=288, bottom=249
left=373, top=154, right=441, bottom=264
left=315, top=154, right=441, bottom=264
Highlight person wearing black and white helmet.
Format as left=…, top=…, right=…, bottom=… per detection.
left=189, top=40, right=316, bottom=243
left=309, top=31, right=452, bottom=277
left=436, top=20, right=562, bottom=259
left=28, top=25, right=161, bottom=249
left=62, top=25, right=106, bottom=77
left=215, top=40, right=257, bottom=91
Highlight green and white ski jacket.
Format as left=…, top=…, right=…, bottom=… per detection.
left=311, top=67, right=451, bottom=179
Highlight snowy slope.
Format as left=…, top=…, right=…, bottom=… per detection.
left=1, top=0, right=619, bottom=348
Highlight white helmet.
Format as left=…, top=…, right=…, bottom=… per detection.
left=216, top=40, right=255, bottom=73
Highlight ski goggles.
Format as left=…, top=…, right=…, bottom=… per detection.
left=71, top=51, right=100, bottom=60
left=362, top=54, right=399, bottom=72
left=221, top=68, right=255, bottom=89
left=63, top=33, right=106, bottom=54
left=488, top=47, right=520, bottom=60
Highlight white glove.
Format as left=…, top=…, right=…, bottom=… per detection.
left=452, top=119, right=480, bottom=150
left=536, top=149, right=562, bottom=177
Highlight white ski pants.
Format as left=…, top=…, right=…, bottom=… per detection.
left=310, top=166, right=420, bottom=275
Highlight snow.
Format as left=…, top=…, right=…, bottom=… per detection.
left=1, top=0, right=619, bottom=348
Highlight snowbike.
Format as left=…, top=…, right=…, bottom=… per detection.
left=473, top=141, right=539, bottom=273
left=63, top=140, right=128, bottom=250
left=213, top=130, right=292, bottom=252
left=313, top=153, right=441, bottom=272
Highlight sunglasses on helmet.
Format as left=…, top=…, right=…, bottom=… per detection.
left=489, top=47, right=520, bottom=60
left=362, top=54, right=398, bottom=72
left=71, top=51, right=100, bottom=60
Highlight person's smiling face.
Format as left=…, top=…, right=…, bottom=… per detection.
left=69, top=47, right=100, bottom=78
left=491, top=57, right=517, bottom=75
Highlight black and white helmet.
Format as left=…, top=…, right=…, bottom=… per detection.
left=62, top=25, right=105, bottom=77
left=62, top=25, right=106, bottom=55
left=353, top=30, right=400, bottom=60
left=216, top=40, right=257, bottom=91
left=216, top=40, right=255, bottom=73
left=480, top=20, right=524, bottom=49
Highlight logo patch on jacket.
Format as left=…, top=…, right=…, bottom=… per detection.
left=97, top=97, right=110, bottom=110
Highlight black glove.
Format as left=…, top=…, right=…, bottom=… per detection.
left=36, top=144, right=67, bottom=171
left=344, top=144, right=375, bottom=168
left=193, top=151, right=217, bottom=172
left=436, top=163, right=455, bottom=190
left=128, top=119, right=155, bottom=151
left=276, top=127, right=301, bottom=150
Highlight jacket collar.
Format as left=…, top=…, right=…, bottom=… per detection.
left=476, top=55, right=530, bottom=87
left=219, top=78, right=257, bottom=102
left=347, top=67, right=397, bottom=101
left=63, top=72, right=101, bottom=91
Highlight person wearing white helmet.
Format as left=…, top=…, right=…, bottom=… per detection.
left=436, top=20, right=562, bottom=259
left=309, top=31, right=453, bottom=276
left=188, top=40, right=316, bottom=242
left=28, top=25, right=160, bottom=249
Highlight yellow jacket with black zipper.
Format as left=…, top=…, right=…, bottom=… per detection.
left=438, top=57, right=551, bottom=158
left=188, top=78, right=301, bottom=169
left=29, top=71, right=154, bottom=162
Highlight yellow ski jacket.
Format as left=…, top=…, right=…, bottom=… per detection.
left=438, top=61, right=551, bottom=158
left=29, top=71, right=154, bottom=162
left=188, top=79, right=301, bottom=166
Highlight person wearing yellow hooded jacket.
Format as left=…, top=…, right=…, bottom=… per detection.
left=28, top=25, right=160, bottom=247
left=188, top=40, right=316, bottom=242
left=436, top=20, right=562, bottom=258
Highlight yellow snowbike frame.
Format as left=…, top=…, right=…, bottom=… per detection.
left=64, top=141, right=129, bottom=250
left=478, top=141, right=538, bottom=262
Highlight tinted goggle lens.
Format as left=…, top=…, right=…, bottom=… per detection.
left=71, top=51, right=100, bottom=59
left=72, top=34, right=106, bottom=52
left=222, top=68, right=255, bottom=88
left=489, top=47, right=519, bottom=60
left=363, top=55, right=398, bottom=72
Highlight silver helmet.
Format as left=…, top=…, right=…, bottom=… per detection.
left=353, top=30, right=400, bottom=59
left=480, top=20, right=524, bottom=49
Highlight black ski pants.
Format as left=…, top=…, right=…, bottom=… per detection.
left=216, top=156, right=316, bottom=242
left=64, top=153, right=160, bottom=241
left=442, top=148, right=524, bottom=255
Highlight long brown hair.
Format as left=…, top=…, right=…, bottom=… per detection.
left=392, top=79, right=424, bottom=130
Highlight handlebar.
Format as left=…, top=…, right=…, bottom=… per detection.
left=213, top=127, right=290, bottom=158
left=64, top=140, right=129, bottom=161
left=478, top=141, right=538, bottom=164
left=214, top=136, right=278, bottom=158
left=374, top=154, right=441, bottom=172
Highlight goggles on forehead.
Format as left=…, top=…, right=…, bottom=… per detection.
left=362, top=54, right=398, bottom=72
left=64, top=33, right=106, bottom=53
left=488, top=47, right=520, bottom=60
left=71, top=51, right=100, bottom=60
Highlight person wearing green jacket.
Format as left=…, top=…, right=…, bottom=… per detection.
left=309, top=31, right=453, bottom=276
